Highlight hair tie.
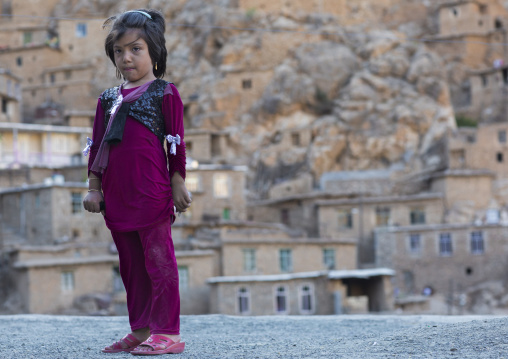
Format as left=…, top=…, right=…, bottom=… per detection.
left=126, top=10, right=152, bottom=19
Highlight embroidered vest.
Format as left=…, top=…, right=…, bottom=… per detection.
left=100, top=79, right=171, bottom=144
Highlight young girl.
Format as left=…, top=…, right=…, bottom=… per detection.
left=82, top=9, right=191, bottom=355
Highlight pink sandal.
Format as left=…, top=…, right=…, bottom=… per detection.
left=102, top=333, right=142, bottom=353
left=131, top=334, right=185, bottom=355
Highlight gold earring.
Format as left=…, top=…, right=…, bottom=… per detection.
left=155, top=62, right=158, bottom=71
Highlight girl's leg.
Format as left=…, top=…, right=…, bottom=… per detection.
left=111, top=230, right=152, bottom=332
left=138, top=220, right=180, bottom=335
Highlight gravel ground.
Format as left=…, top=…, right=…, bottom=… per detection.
left=0, top=314, right=507, bottom=358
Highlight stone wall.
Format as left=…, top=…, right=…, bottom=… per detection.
left=375, top=224, right=508, bottom=296
left=210, top=275, right=332, bottom=315
left=221, top=240, right=357, bottom=276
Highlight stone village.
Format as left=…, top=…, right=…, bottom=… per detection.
left=1, top=0, right=508, bottom=317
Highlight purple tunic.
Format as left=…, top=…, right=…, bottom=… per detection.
left=88, top=83, right=186, bottom=232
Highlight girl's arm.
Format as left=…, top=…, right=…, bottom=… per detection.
left=163, top=83, right=191, bottom=213
left=83, top=99, right=106, bottom=214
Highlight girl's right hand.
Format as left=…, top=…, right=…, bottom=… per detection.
left=83, top=191, right=105, bottom=215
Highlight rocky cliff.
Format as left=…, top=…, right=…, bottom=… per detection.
left=57, top=0, right=458, bottom=198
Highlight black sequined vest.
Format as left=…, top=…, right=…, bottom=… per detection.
left=100, top=79, right=171, bottom=144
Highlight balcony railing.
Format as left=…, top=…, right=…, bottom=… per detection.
left=0, top=151, right=83, bottom=167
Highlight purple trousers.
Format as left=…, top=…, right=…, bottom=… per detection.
left=111, top=220, right=180, bottom=335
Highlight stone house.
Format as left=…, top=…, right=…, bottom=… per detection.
left=467, top=66, right=508, bottom=120
left=0, top=122, right=91, bottom=168
left=448, top=122, right=508, bottom=176
left=208, top=268, right=394, bottom=316
left=375, top=223, right=508, bottom=298
left=0, top=181, right=223, bottom=315
left=316, top=193, right=445, bottom=265
left=430, top=169, right=495, bottom=212
left=0, top=69, right=21, bottom=124
left=0, top=183, right=111, bottom=246
left=184, top=129, right=237, bottom=164
left=437, top=0, right=505, bottom=37
left=3, top=245, right=120, bottom=314
left=2, top=244, right=219, bottom=315
left=181, top=164, right=248, bottom=223
left=0, top=165, right=87, bottom=188
left=421, top=1, right=508, bottom=119
left=208, top=225, right=394, bottom=315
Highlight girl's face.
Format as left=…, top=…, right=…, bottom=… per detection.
left=113, top=29, right=156, bottom=87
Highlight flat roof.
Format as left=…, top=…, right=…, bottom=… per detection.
left=375, top=222, right=507, bottom=233
left=188, top=164, right=248, bottom=172
left=316, top=192, right=443, bottom=207
left=207, top=268, right=395, bottom=283
left=0, top=182, right=87, bottom=195
left=207, top=271, right=328, bottom=283
left=14, top=255, right=119, bottom=269
left=222, top=237, right=357, bottom=245
left=431, top=169, right=496, bottom=179
left=0, top=122, right=91, bottom=134
left=247, top=191, right=349, bottom=207
left=328, top=268, right=395, bottom=279
left=175, top=250, right=216, bottom=257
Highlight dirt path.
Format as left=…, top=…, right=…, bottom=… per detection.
left=0, top=314, right=506, bottom=358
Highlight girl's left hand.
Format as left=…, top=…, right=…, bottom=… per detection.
left=171, top=172, right=192, bottom=213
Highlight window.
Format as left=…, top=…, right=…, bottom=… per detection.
left=242, top=79, right=252, bottom=89
left=479, top=4, right=488, bottom=14
left=280, top=208, right=290, bottom=225
left=50, top=73, right=55, bottom=84
left=499, top=130, right=507, bottom=144
left=23, top=31, right=32, bottom=45
left=76, top=23, right=87, bottom=37
left=237, top=287, right=250, bottom=314
left=178, top=266, right=189, bottom=291
left=451, top=8, right=458, bottom=17
left=497, top=152, right=504, bottom=163
left=16, top=57, right=22, bottom=67
left=112, top=266, right=125, bottom=293
left=186, top=141, right=193, bottom=153
left=1, top=98, right=7, bottom=114
left=409, top=233, right=421, bottom=253
left=410, top=207, right=426, bottom=225
left=291, top=133, right=300, bottom=146
left=376, top=207, right=390, bottom=227
left=242, top=249, right=256, bottom=272
left=471, top=231, right=484, bottom=255
left=61, top=271, right=75, bottom=292
left=481, top=75, right=488, bottom=87
left=223, top=207, right=231, bottom=220
left=323, top=248, right=336, bottom=269
left=337, top=209, right=353, bottom=229
left=279, top=249, right=293, bottom=273
left=35, top=193, right=40, bottom=208
left=439, top=233, right=453, bottom=256
left=71, top=192, right=82, bottom=214
left=486, top=208, right=500, bottom=224
left=274, top=286, right=289, bottom=314
left=185, top=173, right=201, bottom=192
left=299, top=284, right=315, bottom=314
left=213, top=173, right=230, bottom=198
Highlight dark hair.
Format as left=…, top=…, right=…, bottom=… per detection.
left=103, top=9, right=167, bottom=79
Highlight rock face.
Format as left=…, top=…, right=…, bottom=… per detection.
left=58, top=0, right=457, bottom=198
left=164, top=1, right=456, bottom=197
